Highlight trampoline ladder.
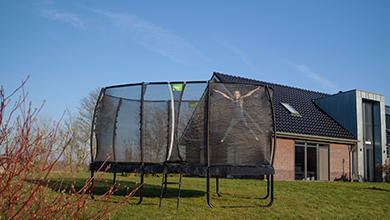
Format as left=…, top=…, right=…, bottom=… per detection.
left=159, top=173, right=183, bottom=209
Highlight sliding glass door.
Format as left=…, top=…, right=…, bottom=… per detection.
left=295, top=142, right=329, bottom=181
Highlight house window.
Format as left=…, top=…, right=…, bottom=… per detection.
left=294, top=141, right=329, bottom=181
left=280, top=102, right=301, bottom=116
left=363, top=102, right=375, bottom=182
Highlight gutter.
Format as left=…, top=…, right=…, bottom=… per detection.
left=276, top=132, right=358, bottom=145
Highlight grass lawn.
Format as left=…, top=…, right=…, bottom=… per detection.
left=71, top=173, right=390, bottom=219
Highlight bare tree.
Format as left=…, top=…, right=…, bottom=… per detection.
left=143, top=105, right=169, bottom=163
left=62, top=110, right=81, bottom=171
left=141, top=102, right=194, bottom=163
left=76, top=87, right=101, bottom=168
left=62, top=87, right=101, bottom=171
left=77, top=88, right=101, bottom=146
left=34, top=114, right=63, bottom=167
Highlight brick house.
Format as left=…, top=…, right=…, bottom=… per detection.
left=213, top=72, right=388, bottom=181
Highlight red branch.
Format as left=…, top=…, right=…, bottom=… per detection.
left=0, top=76, right=140, bottom=220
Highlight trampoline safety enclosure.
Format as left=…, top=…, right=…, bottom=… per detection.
left=89, top=80, right=276, bottom=208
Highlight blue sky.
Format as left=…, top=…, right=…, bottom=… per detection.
left=1, top=0, right=389, bottom=121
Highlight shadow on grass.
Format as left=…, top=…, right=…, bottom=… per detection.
left=130, top=181, right=206, bottom=198
left=365, top=187, right=390, bottom=192
left=34, top=175, right=206, bottom=199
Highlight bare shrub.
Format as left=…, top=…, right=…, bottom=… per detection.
left=0, top=76, right=140, bottom=219
left=375, top=164, right=390, bottom=183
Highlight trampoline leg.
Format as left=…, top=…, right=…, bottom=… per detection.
left=159, top=174, right=166, bottom=208
left=113, top=173, right=117, bottom=194
left=136, top=173, right=144, bottom=205
left=90, top=171, right=95, bottom=200
left=216, top=175, right=222, bottom=197
left=163, top=173, right=168, bottom=195
left=258, top=175, right=270, bottom=200
left=207, top=169, right=214, bottom=208
left=259, top=175, right=274, bottom=208
left=113, top=172, right=124, bottom=196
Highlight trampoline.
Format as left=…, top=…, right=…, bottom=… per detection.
left=89, top=80, right=276, bottom=208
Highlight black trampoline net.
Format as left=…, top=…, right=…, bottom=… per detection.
left=92, top=81, right=274, bottom=169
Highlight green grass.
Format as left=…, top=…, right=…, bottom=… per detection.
left=69, top=173, right=390, bottom=219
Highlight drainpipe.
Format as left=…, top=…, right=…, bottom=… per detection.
left=350, top=145, right=352, bottom=182
left=350, top=143, right=358, bottom=182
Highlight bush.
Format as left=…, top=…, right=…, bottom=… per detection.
left=375, top=164, right=390, bottom=183
left=0, top=76, right=140, bottom=219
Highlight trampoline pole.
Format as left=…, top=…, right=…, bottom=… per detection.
left=159, top=174, right=165, bottom=208
left=137, top=82, right=145, bottom=205
left=206, top=82, right=213, bottom=208
left=216, top=175, right=222, bottom=197
left=113, top=172, right=119, bottom=195
left=267, top=175, right=274, bottom=207
left=259, top=175, right=274, bottom=208
left=207, top=168, right=214, bottom=208
left=90, top=171, right=95, bottom=200
left=164, top=173, right=168, bottom=195
left=136, top=173, right=144, bottom=205
left=259, top=175, right=270, bottom=200
left=266, top=175, right=271, bottom=199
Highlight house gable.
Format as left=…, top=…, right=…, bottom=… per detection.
left=313, top=90, right=358, bottom=138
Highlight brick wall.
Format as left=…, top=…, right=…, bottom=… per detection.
left=273, top=138, right=295, bottom=181
left=329, top=144, right=350, bottom=181
left=272, top=138, right=351, bottom=181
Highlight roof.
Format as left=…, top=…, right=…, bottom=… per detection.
left=213, top=72, right=356, bottom=141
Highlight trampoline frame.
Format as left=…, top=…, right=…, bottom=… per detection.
left=89, top=80, right=276, bottom=208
